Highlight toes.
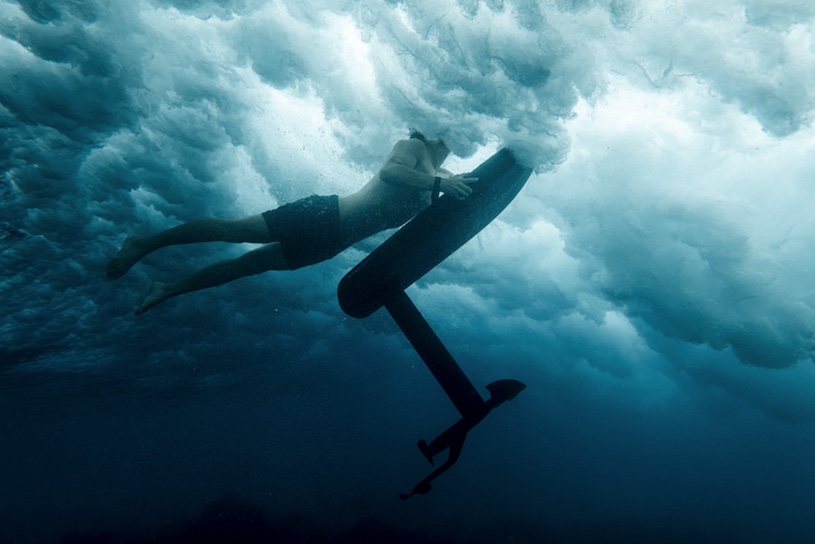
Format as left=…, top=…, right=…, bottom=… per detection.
left=106, top=237, right=141, bottom=280
left=134, top=282, right=168, bottom=316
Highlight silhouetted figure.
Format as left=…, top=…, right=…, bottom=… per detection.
left=107, top=130, right=477, bottom=314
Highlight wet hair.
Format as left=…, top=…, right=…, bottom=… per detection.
left=409, top=128, right=427, bottom=142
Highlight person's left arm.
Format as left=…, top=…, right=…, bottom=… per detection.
left=379, top=141, right=477, bottom=200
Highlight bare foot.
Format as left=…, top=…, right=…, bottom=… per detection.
left=135, top=282, right=172, bottom=315
left=107, top=236, right=146, bottom=280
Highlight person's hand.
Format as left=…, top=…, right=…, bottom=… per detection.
left=440, top=173, right=479, bottom=200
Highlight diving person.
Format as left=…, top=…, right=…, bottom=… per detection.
left=107, top=131, right=478, bottom=314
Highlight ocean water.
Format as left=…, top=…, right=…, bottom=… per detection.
left=2, top=1, right=815, bottom=542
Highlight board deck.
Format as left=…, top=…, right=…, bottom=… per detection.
left=338, top=148, right=533, bottom=318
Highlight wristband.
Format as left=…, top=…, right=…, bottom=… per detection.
left=432, top=176, right=441, bottom=203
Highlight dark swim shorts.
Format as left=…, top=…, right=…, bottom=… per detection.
left=262, top=194, right=345, bottom=269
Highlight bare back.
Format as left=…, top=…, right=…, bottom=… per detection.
left=338, top=139, right=436, bottom=247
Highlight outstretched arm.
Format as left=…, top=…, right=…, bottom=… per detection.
left=378, top=140, right=478, bottom=200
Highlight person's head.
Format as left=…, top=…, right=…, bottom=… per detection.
left=410, top=128, right=450, bottom=169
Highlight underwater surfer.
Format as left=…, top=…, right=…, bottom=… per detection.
left=107, top=131, right=478, bottom=314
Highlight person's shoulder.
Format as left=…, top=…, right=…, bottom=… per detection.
left=391, top=138, right=425, bottom=158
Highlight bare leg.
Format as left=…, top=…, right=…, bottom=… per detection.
left=107, top=216, right=272, bottom=280
left=135, top=242, right=288, bottom=315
